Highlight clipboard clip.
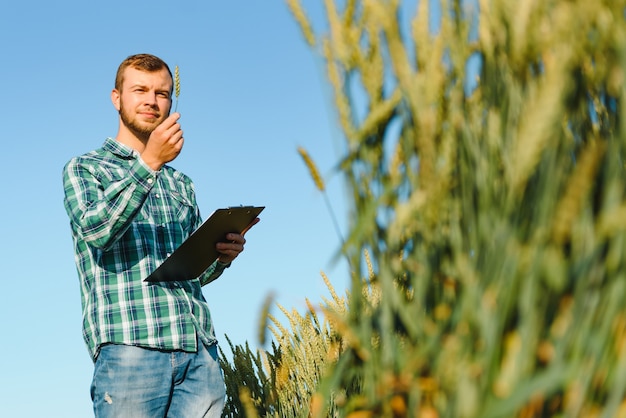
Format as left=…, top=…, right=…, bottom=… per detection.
left=228, top=205, right=255, bottom=214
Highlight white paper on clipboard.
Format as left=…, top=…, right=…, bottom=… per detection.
left=145, top=205, right=264, bottom=283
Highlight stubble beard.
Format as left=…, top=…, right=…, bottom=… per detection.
left=119, top=101, right=166, bottom=143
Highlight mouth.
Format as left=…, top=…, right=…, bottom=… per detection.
left=139, top=112, right=159, bottom=120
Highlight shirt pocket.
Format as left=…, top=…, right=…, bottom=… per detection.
left=168, top=190, right=195, bottom=233
left=97, top=166, right=129, bottom=194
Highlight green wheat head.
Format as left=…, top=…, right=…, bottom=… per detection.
left=174, top=65, right=180, bottom=112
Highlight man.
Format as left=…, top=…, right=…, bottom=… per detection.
left=63, top=53, right=256, bottom=417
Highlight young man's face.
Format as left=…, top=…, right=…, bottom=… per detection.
left=114, top=67, right=173, bottom=138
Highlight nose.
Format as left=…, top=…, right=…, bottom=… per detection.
left=143, top=92, right=159, bottom=107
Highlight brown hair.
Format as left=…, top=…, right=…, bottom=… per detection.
left=114, top=54, right=173, bottom=92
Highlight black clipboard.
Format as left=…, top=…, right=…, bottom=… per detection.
left=145, top=206, right=264, bottom=282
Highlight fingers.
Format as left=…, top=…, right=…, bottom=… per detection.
left=215, top=246, right=241, bottom=264
left=216, top=233, right=246, bottom=263
left=229, top=233, right=246, bottom=244
left=162, top=112, right=181, bottom=127
left=216, top=242, right=244, bottom=253
left=157, top=113, right=183, bottom=142
left=166, top=114, right=184, bottom=149
left=168, top=127, right=184, bottom=149
left=216, top=217, right=260, bottom=263
left=141, top=113, right=184, bottom=170
left=217, top=234, right=246, bottom=250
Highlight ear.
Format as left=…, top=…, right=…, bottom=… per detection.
left=111, top=89, right=121, bottom=111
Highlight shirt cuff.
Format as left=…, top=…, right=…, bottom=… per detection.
left=216, top=260, right=231, bottom=269
left=132, top=153, right=159, bottom=190
left=200, top=260, right=231, bottom=286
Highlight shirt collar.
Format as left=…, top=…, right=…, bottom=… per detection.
left=103, top=137, right=139, bottom=159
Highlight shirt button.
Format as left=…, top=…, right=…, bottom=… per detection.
left=155, top=193, right=160, bottom=198
left=147, top=178, right=154, bottom=184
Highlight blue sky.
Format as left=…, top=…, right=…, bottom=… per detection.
left=0, top=1, right=354, bottom=416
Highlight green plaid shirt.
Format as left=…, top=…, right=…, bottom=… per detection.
left=63, top=138, right=227, bottom=361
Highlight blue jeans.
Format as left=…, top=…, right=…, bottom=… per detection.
left=91, top=340, right=225, bottom=418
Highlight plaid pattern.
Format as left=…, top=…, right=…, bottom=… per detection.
left=63, top=138, right=226, bottom=361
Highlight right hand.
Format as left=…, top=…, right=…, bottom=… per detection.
left=141, top=112, right=184, bottom=170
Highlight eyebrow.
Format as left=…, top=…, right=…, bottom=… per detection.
left=127, top=83, right=148, bottom=90
left=126, top=84, right=171, bottom=95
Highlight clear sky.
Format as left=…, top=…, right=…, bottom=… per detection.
left=0, top=1, right=353, bottom=416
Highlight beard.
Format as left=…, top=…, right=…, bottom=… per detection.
left=119, top=101, right=169, bottom=141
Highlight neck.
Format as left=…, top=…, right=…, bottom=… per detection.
left=115, top=119, right=149, bottom=153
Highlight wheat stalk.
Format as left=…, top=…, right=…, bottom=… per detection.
left=298, top=146, right=348, bottom=253
left=174, top=65, right=180, bottom=112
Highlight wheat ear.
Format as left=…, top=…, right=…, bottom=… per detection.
left=298, top=146, right=347, bottom=253
left=174, top=65, right=180, bottom=112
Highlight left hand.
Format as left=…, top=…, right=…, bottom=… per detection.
left=216, top=218, right=260, bottom=264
